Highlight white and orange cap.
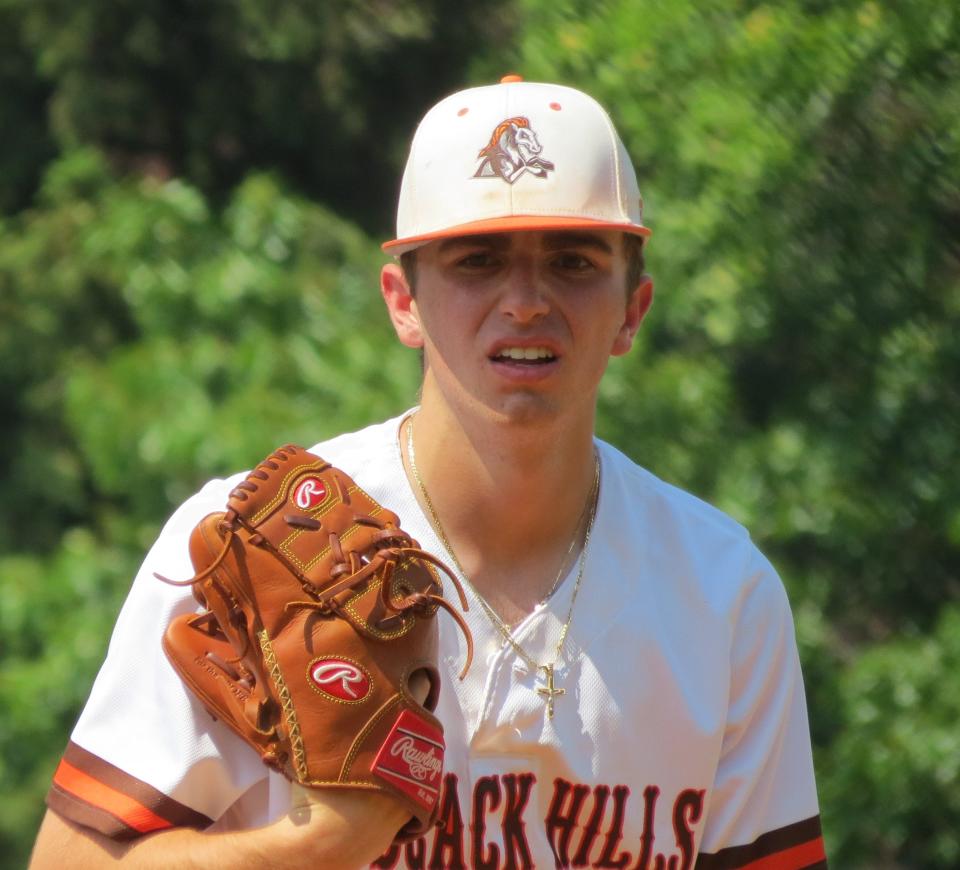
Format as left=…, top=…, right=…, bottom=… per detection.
left=382, top=75, right=651, bottom=255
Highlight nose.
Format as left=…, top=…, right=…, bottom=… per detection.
left=498, top=259, right=549, bottom=324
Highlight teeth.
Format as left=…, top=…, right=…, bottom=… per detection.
left=496, top=347, right=555, bottom=361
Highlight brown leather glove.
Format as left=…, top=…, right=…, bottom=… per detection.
left=157, top=445, right=472, bottom=842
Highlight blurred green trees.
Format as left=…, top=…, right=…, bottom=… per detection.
left=508, top=2, right=959, bottom=864
left=1, top=1, right=957, bottom=867
left=0, top=152, right=421, bottom=864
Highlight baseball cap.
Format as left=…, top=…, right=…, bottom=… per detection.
left=382, top=74, right=651, bottom=255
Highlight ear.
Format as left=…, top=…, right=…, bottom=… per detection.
left=381, top=263, right=424, bottom=349
left=611, top=276, right=654, bottom=357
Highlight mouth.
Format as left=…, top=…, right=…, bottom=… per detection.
left=490, top=346, right=557, bottom=365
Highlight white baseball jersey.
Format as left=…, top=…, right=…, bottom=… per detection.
left=47, top=413, right=826, bottom=868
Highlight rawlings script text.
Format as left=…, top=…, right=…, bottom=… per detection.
left=390, top=736, right=442, bottom=782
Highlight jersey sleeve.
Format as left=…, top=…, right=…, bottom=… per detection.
left=695, top=546, right=827, bottom=869
left=45, top=475, right=272, bottom=839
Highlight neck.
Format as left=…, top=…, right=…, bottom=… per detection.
left=403, top=384, right=599, bottom=618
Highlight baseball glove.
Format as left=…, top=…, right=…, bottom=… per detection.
left=156, top=445, right=472, bottom=842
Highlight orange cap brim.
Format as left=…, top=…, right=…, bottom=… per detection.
left=382, top=215, right=651, bottom=255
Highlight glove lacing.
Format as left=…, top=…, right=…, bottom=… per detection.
left=156, top=461, right=474, bottom=679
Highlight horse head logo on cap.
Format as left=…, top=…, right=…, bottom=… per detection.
left=474, top=116, right=555, bottom=184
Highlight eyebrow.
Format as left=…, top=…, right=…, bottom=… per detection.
left=438, top=234, right=511, bottom=253
left=541, top=232, right=614, bottom=254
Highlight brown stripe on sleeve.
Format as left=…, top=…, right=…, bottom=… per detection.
left=696, top=815, right=827, bottom=869
left=46, top=780, right=150, bottom=842
left=45, top=741, right=213, bottom=840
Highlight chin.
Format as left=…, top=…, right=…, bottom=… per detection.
left=489, top=393, right=565, bottom=427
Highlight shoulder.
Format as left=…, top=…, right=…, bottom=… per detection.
left=595, top=440, right=784, bottom=616
left=597, top=438, right=750, bottom=546
left=153, top=413, right=408, bottom=542
left=305, top=413, right=406, bottom=474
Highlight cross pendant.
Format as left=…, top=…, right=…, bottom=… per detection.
left=536, top=664, right=565, bottom=719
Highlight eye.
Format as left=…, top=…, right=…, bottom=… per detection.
left=551, top=252, right=596, bottom=272
left=455, top=251, right=500, bottom=270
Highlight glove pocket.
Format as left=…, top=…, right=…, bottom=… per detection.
left=265, top=606, right=445, bottom=809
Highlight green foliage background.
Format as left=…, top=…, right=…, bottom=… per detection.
left=1, top=1, right=957, bottom=867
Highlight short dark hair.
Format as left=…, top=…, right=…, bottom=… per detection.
left=399, top=233, right=647, bottom=298
left=623, top=233, right=647, bottom=295
left=400, top=250, right=418, bottom=294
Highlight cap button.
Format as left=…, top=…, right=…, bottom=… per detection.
left=500, top=74, right=523, bottom=83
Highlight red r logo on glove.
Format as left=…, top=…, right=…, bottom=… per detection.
left=293, top=477, right=327, bottom=510
left=309, top=658, right=371, bottom=702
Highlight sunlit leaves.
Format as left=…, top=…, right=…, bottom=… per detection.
left=515, top=2, right=960, bottom=864
left=1, top=1, right=958, bottom=866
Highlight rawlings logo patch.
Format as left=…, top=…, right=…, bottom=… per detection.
left=293, top=477, right=327, bottom=510
left=371, top=710, right=445, bottom=812
left=308, top=658, right=371, bottom=702
left=474, top=116, right=555, bottom=184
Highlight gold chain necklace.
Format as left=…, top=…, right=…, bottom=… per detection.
left=404, top=416, right=600, bottom=718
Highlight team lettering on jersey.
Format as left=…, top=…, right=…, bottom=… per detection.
left=373, top=773, right=705, bottom=870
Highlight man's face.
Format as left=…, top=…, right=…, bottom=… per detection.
left=382, top=229, right=652, bottom=428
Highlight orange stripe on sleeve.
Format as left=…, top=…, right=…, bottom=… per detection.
left=740, top=836, right=827, bottom=870
left=52, top=759, right=173, bottom=834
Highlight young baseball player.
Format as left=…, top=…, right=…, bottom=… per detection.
left=31, top=76, right=827, bottom=868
